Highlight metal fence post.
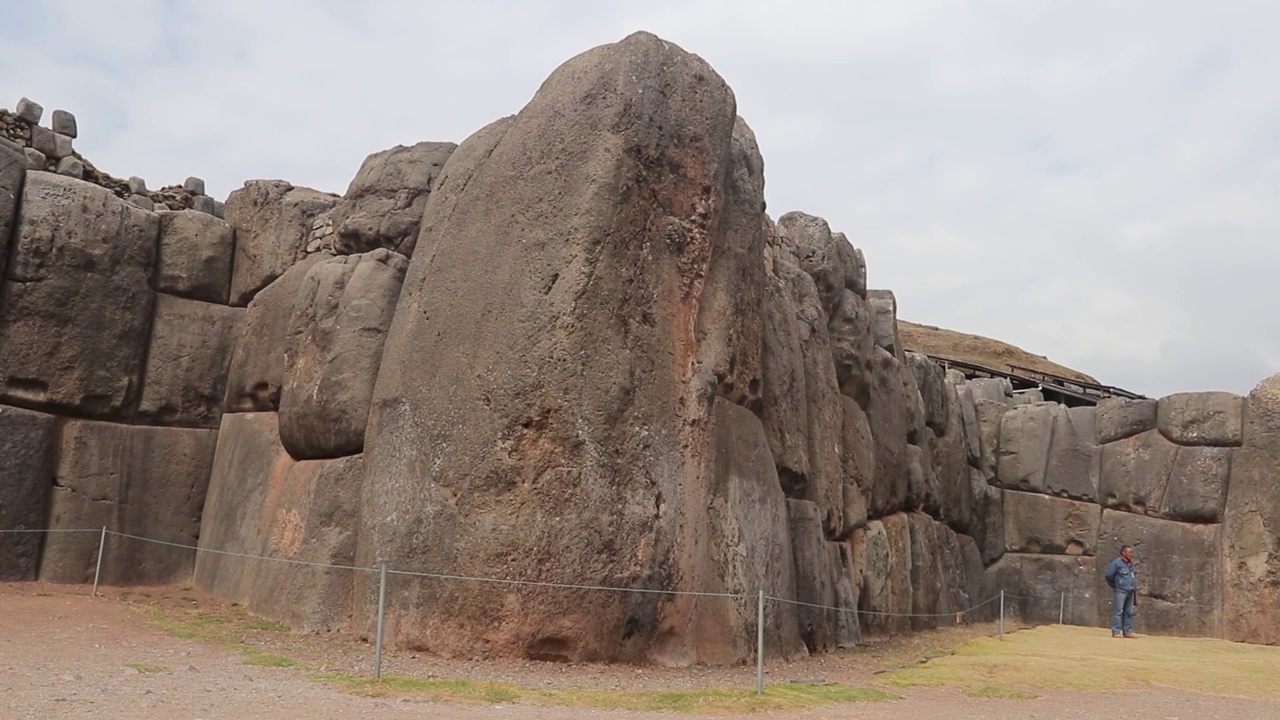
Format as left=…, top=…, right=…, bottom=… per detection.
left=755, top=589, right=765, bottom=696
left=91, top=526, right=107, bottom=597
left=1059, top=592, right=1065, bottom=625
left=375, top=561, right=388, bottom=680
left=999, top=590, right=1005, bottom=641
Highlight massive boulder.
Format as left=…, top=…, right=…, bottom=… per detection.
left=1157, top=392, right=1245, bottom=447
left=788, top=499, right=838, bottom=653
left=859, top=512, right=913, bottom=635
left=989, top=554, right=1100, bottom=626
left=247, top=454, right=364, bottom=633
left=328, top=141, right=457, bottom=256
left=866, top=290, right=903, bottom=360
left=827, top=288, right=875, bottom=406
left=193, top=412, right=296, bottom=603
left=1044, top=405, right=1099, bottom=502
left=1002, top=490, right=1100, bottom=556
left=1100, top=429, right=1178, bottom=515
left=1223, top=373, right=1280, bottom=644
left=865, top=347, right=910, bottom=517
left=223, top=254, right=332, bottom=412
left=968, top=468, right=1004, bottom=565
left=995, top=403, right=1056, bottom=492
left=278, top=249, right=408, bottom=459
left=1159, top=446, right=1232, bottom=523
left=357, top=33, right=797, bottom=665
left=136, top=294, right=243, bottom=427
left=39, top=421, right=217, bottom=585
left=0, top=139, right=24, bottom=282
left=838, top=396, right=873, bottom=536
left=0, top=173, right=157, bottom=418
left=156, top=210, right=235, bottom=304
left=227, top=180, right=338, bottom=306
left=1096, top=397, right=1157, bottom=444
left=0, top=405, right=55, bottom=580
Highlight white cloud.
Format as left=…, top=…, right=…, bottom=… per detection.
left=1, top=0, right=1276, bottom=397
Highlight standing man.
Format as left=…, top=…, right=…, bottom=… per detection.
left=1105, top=545, right=1138, bottom=638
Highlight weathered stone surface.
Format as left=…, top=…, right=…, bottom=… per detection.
left=974, top=398, right=1007, bottom=482
left=1096, top=510, right=1222, bottom=637
left=836, top=535, right=864, bottom=648
left=1045, top=405, right=1099, bottom=501
left=958, top=533, right=993, bottom=620
left=0, top=172, right=157, bottom=418
left=30, top=126, right=72, bottom=160
left=137, top=294, right=243, bottom=427
left=55, top=156, right=83, bottom=179
left=866, top=347, right=910, bottom=517
left=127, top=176, right=147, bottom=195
left=1096, top=398, right=1157, bottom=444
left=40, top=421, right=216, bottom=585
left=789, top=499, right=839, bottom=653
left=1158, top=446, right=1231, bottom=523
left=183, top=176, right=205, bottom=195
left=827, top=288, right=874, bottom=406
left=0, top=405, right=55, bottom=580
left=866, top=290, right=903, bottom=360
left=51, top=109, right=77, bottom=138
left=905, top=438, right=941, bottom=516
left=127, top=194, right=154, bottom=211
left=16, top=97, right=43, bottom=124
left=194, top=412, right=296, bottom=604
left=934, top=380, right=971, bottom=532
left=1100, top=429, right=1177, bottom=515
left=968, top=378, right=1012, bottom=404
left=859, top=514, right=913, bottom=636
left=227, top=180, right=338, bottom=306
left=357, top=34, right=797, bottom=665
left=906, top=352, right=947, bottom=435
left=969, top=468, right=1004, bottom=566
left=1223, top=373, right=1280, bottom=644
left=23, top=147, right=44, bottom=170
left=937, top=524, right=970, bottom=618
left=908, top=513, right=941, bottom=630
left=995, top=403, right=1056, bottom=492
left=157, top=209, right=235, bottom=304
left=987, top=554, right=1098, bottom=626
left=223, top=254, right=331, bottom=412
left=1011, top=389, right=1044, bottom=405
left=1157, top=392, right=1245, bottom=447
left=955, top=383, right=982, bottom=467
left=839, top=396, right=873, bottom=537
left=247, top=454, right=363, bottom=633
left=279, top=250, right=407, bottom=459
left=1002, top=490, right=1100, bottom=556
left=328, top=141, right=457, bottom=255
left=777, top=212, right=846, bottom=318
left=0, top=139, right=23, bottom=282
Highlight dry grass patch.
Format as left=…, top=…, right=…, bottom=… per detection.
left=882, top=625, right=1280, bottom=700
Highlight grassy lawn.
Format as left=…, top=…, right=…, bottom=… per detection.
left=882, top=624, right=1280, bottom=700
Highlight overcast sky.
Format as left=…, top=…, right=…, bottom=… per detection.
left=2, top=1, right=1276, bottom=399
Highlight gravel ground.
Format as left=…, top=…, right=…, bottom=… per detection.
left=2, top=582, right=1277, bottom=719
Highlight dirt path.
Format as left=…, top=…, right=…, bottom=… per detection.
left=2, top=583, right=1276, bottom=719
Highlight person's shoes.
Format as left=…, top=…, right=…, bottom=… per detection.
left=1123, top=633, right=1137, bottom=639
left=1112, top=632, right=1121, bottom=638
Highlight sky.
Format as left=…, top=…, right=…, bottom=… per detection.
left=1, top=0, right=1276, bottom=399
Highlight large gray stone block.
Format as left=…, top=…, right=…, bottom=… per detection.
left=987, top=554, right=1099, bottom=627
left=788, top=499, right=839, bottom=653
left=859, top=514, right=913, bottom=636
left=1044, top=405, right=1100, bottom=501
left=279, top=249, right=407, bottom=459
left=223, top=254, right=331, bottom=412
left=157, top=210, right=235, bottom=304
left=995, top=402, right=1056, bottom=492
left=865, top=347, right=910, bottom=516
left=866, top=289, right=903, bottom=361
left=329, top=141, right=457, bottom=256
left=1223, top=373, right=1280, bottom=644
left=227, top=180, right=338, bottom=306
left=0, top=172, right=157, bottom=418
left=838, top=395, right=872, bottom=537
left=39, top=421, right=217, bottom=585
left=137, top=295, right=243, bottom=427
left=0, top=139, right=24, bottom=283
left=906, top=352, right=948, bottom=435
left=0, top=404, right=55, bottom=580
left=1157, top=392, right=1245, bottom=447
left=1096, top=398, right=1157, bottom=444
left=969, top=469, right=1004, bottom=566
left=1100, top=429, right=1177, bottom=515
left=1002, top=490, right=1100, bottom=556
left=1159, top=446, right=1231, bottom=523
left=827, top=288, right=874, bottom=406
left=908, top=512, right=941, bottom=630
left=974, top=398, right=1007, bottom=482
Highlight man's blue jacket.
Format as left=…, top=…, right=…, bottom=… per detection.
left=1105, top=556, right=1137, bottom=592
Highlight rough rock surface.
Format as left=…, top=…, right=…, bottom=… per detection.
left=1096, top=510, right=1222, bottom=637
left=988, top=554, right=1099, bottom=626
left=1096, top=398, right=1157, bottom=444
left=1223, top=373, right=1280, bottom=644
left=0, top=139, right=24, bottom=282
left=838, top=396, right=873, bottom=537
left=227, top=180, right=338, bottom=306
left=826, top=288, right=875, bottom=406
left=866, top=290, right=903, bottom=360
left=788, top=500, right=838, bottom=653
left=974, top=398, right=1008, bottom=482
left=357, top=34, right=797, bottom=665
left=906, top=353, right=948, bottom=435
left=908, top=513, right=941, bottom=630
left=137, top=295, right=243, bottom=427
left=0, top=405, right=55, bottom=580
left=969, top=469, right=1004, bottom=565
left=39, top=421, right=216, bottom=585
left=1159, top=446, right=1232, bottom=523
left=1157, top=392, right=1245, bottom=447
left=995, top=403, right=1056, bottom=492
left=328, top=142, right=457, bottom=255
left=247, top=454, right=363, bottom=633
left=865, top=348, right=910, bottom=517
left=278, top=250, right=408, bottom=459
left=1002, top=490, right=1100, bottom=556
left=223, top=254, right=331, bottom=412
left=1100, top=429, right=1178, bottom=515
left=0, top=172, right=157, bottom=418
left=156, top=210, right=235, bottom=304
left=194, top=412, right=296, bottom=604
left=1044, top=406, right=1099, bottom=501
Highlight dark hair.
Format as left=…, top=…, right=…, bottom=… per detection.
left=1121, top=545, right=1133, bottom=553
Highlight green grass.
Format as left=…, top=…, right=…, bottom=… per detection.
left=314, top=672, right=898, bottom=712
left=881, top=625, right=1280, bottom=700
left=238, top=648, right=299, bottom=668
left=125, top=663, right=169, bottom=674
left=965, top=685, right=1039, bottom=699
left=246, top=619, right=290, bottom=633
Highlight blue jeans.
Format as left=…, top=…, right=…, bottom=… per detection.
left=1111, top=589, right=1135, bottom=635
